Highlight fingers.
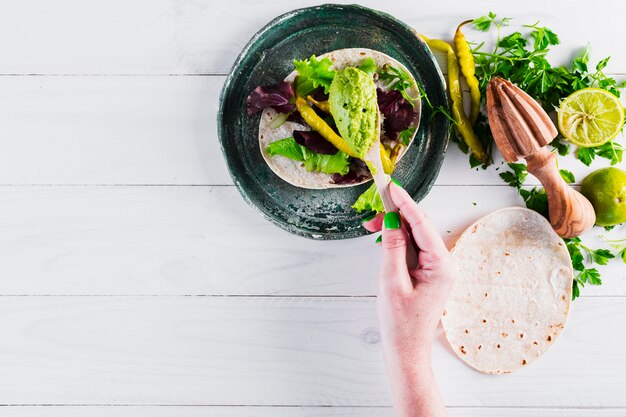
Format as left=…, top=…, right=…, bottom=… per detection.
left=362, top=212, right=384, bottom=232
left=389, top=183, right=448, bottom=256
left=380, top=212, right=412, bottom=294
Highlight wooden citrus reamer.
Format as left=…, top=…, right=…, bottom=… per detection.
left=486, top=77, right=596, bottom=238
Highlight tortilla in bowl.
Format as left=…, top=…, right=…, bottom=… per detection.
left=258, top=48, right=421, bottom=189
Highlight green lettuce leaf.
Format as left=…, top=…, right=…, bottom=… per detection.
left=302, top=149, right=350, bottom=175
left=266, top=137, right=305, bottom=161
left=358, top=57, right=377, bottom=76
left=352, top=183, right=384, bottom=213
left=293, top=55, right=336, bottom=97
left=266, top=138, right=350, bottom=175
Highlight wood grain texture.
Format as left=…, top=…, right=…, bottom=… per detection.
left=0, top=76, right=621, bottom=186
left=0, top=186, right=623, bottom=296
left=0, top=296, right=625, bottom=407
left=526, top=148, right=596, bottom=238
left=1, top=406, right=625, bottom=417
left=2, top=0, right=626, bottom=74
left=487, top=78, right=596, bottom=238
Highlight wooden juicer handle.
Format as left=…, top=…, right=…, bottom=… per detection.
left=525, top=147, right=596, bottom=238
left=487, top=77, right=596, bottom=238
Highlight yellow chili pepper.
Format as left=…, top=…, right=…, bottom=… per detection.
left=306, top=95, right=330, bottom=113
left=454, top=20, right=481, bottom=124
left=295, top=96, right=357, bottom=158
left=380, top=145, right=394, bottom=174
left=421, top=35, right=488, bottom=163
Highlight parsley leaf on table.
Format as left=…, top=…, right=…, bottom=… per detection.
left=565, top=237, right=614, bottom=300
left=576, top=141, right=624, bottom=166
left=558, top=169, right=575, bottom=183
left=499, top=162, right=527, bottom=189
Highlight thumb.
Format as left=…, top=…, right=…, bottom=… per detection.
left=380, top=212, right=411, bottom=293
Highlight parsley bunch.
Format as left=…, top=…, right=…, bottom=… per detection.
left=463, top=13, right=626, bottom=299
left=469, top=12, right=625, bottom=167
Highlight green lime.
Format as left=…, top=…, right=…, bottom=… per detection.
left=557, top=88, right=624, bottom=147
left=580, top=167, right=626, bottom=227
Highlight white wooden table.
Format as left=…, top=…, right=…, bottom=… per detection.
left=1, top=1, right=625, bottom=416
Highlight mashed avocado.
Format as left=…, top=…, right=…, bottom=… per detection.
left=328, top=67, right=378, bottom=160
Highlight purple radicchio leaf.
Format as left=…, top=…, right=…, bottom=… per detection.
left=287, top=111, right=307, bottom=125
left=376, top=88, right=417, bottom=140
left=246, top=81, right=296, bottom=115
left=331, top=159, right=371, bottom=184
left=309, top=87, right=329, bottom=102
left=293, top=130, right=338, bottom=155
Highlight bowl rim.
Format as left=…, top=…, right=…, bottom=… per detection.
left=217, top=3, right=450, bottom=239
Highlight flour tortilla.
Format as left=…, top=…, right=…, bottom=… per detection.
left=442, top=207, right=573, bottom=374
left=259, top=48, right=421, bottom=189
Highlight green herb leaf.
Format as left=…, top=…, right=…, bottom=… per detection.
left=499, top=162, right=528, bottom=189
left=525, top=23, right=560, bottom=50
left=579, top=268, right=602, bottom=286
left=472, top=14, right=494, bottom=32
left=559, top=169, right=575, bottom=183
left=576, top=147, right=595, bottom=166
left=551, top=138, right=571, bottom=156
left=572, top=280, right=580, bottom=300
left=397, top=127, right=416, bottom=146
left=596, top=56, right=610, bottom=71
left=590, top=249, right=615, bottom=266
left=519, top=187, right=549, bottom=218
left=620, top=247, right=626, bottom=264
left=378, top=64, right=417, bottom=105
left=595, top=141, right=623, bottom=165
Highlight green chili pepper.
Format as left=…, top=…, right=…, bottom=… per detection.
left=454, top=20, right=481, bottom=124
left=421, top=35, right=488, bottom=163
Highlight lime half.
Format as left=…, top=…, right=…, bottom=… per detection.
left=557, top=88, right=624, bottom=147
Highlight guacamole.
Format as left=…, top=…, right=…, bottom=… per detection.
left=328, top=67, right=378, bottom=160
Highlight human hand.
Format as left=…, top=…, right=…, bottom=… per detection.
left=363, top=182, right=457, bottom=417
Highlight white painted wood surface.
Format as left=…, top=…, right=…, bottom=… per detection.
left=1, top=297, right=625, bottom=406
left=0, top=1, right=625, bottom=416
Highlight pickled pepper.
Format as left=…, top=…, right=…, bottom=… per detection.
left=295, top=96, right=357, bottom=158
left=454, top=20, right=481, bottom=124
left=421, top=35, right=488, bottom=163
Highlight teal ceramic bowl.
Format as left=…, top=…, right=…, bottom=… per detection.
left=218, top=4, right=450, bottom=239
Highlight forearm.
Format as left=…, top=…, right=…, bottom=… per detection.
left=385, top=356, right=447, bottom=417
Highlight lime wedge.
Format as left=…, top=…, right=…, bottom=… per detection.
left=557, top=88, right=624, bottom=147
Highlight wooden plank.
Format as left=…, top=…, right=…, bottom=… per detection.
left=0, top=296, right=624, bottom=406
left=0, top=76, right=229, bottom=186
left=0, top=186, right=622, bottom=296
left=0, top=76, right=621, bottom=186
left=1, top=1, right=625, bottom=74
left=0, top=406, right=624, bottom=417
